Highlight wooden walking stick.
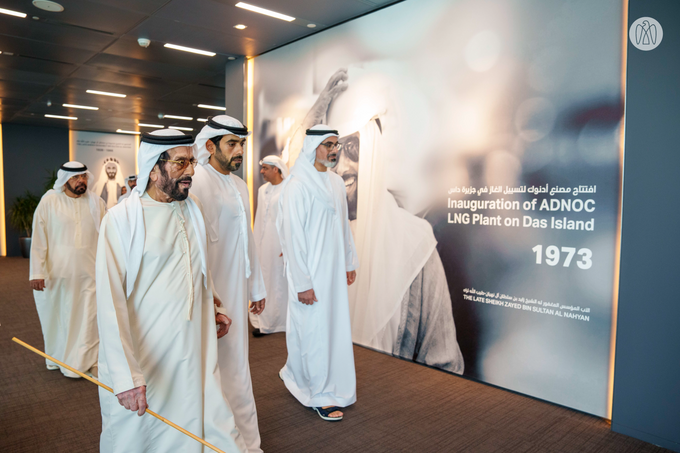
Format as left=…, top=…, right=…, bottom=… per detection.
left=12, top=337, right=226, bottom=453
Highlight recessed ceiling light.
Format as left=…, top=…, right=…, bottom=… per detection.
left=0, top=51, right=2, bottom=55
left=164, top=114, right=193, bottom=121
left=138, top=123, right=164, bottom=128
left=197, top=118, right=208, bottom=122
left=0, top=7, right=27, bottom=18
left=307, top=24, right=316, bottom=28
left=32, top=1, right=64, bottom=12
left=227, top=57, right=236, bottom=60
left=235, top=2, right=294, bottom=22
left=164, top=43, right=216, bottom=57
left=45, top=114, right=77, bottom=120
left=234, top=24, right=247, bottom=30
left=116, top=129, right=140, bottom=135
left=197, top=104, right=226, bottom=111
left=63, top=103, right=98, bottom=110
left=169, top=126, right=193, bottom=131
left=87, top=89, right=126, bottom=98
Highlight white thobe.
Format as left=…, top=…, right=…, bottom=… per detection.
left=191, top=164, right=266, bottom=453
left=30, top=191, right=104, bottom=377
left=277, top=170, right=359, bottom=408
left=96, top=193, right=245, bottom=453
left=104, top=180, right=119, bottom=209
left=250, top=182, right=287, bottom=334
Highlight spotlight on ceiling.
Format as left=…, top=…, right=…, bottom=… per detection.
left=116, top=129, right=140, bottom=135
left=169, top=126, right=193, bottom=131
left=235, top=2, right=294, bottom=22
left=32, top=1, right=64, bottom=12
left=164, top=114, right=193, bottom=121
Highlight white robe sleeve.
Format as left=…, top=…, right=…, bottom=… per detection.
left=96, top=214, right=146, bottom=395
left=280, top=182, right=314, bottom=293
left=337, top=181, right=359, bottom=272
left=208, top=270, right=227, bottom=317
left=246, top=202, right=267, bottom=302
left=29, top=199, right=48, bottom=280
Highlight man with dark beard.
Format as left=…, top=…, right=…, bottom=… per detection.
left=30, top=161, right=105, bottom=378
left=191, top=115, right=266, bottom=453
left=95, top=129, right=246, bottom=452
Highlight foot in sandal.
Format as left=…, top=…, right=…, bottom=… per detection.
left=313, top=406, right=343, bottom=421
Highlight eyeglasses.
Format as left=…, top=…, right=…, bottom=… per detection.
left=159, top=157, right=198, bottom=172
left=320, top=142, right=343, bottom=152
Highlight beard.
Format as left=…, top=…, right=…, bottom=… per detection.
left=65, top=181, right=87, bottom=195
left=320, top=152, right=338, bottom=168
left=213, top=147, right=242, bottom=172
left=159, top=174, right=192, bottom=201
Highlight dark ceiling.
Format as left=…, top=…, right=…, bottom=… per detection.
left=0, top=0, right=397, bottom=133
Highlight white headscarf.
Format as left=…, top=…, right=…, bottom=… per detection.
left=117, top=175, right=137, bottom=204
left=193, top=115, right=251, bottom=165
left=107, top=129, right=209, bottom=311
left=260, top=155, right=289, bottom=179
left=125, top=175, right=137, bottom=188
left=287, top=124, right=339, bottom=210
left=46, top=161, right=102, bottom=232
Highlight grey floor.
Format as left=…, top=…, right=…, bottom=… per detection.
left=0, top=256, right=670, bottom=452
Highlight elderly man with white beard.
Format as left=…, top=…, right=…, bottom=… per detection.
left=191, top=115, right=266, bottom=453
left=277, top=125, right=359, bottom=422
left=95, top=129, right=245, bottom=453
left=29, top=161, right=105, bottom=378
left=250, top=155, right=289, bottom=337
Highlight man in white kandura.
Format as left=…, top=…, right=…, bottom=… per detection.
left=29, top=162, right=105, bottom=378
left=192, top=115, right=266, bottom=453
left=95, top=129, right=245, bottom=453
left=277, top=125, right=359, bottom=422
left=250, top=155, right=289, bottom=337
left=117, top=174, right=137, bottom=203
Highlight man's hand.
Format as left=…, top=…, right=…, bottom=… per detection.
left=116, top=385, right=148, bottom=416
left=250, top=299, right=266, bottom=315
left=298, top=289, right=318, bottom=305
left=347, top=271, right=356, bottom=286
left=29, top=279, right=45, bottom=291
left=216, top=313, right=232, bottom=339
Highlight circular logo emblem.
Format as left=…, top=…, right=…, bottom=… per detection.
left=630, top=17, right=663, bottom=51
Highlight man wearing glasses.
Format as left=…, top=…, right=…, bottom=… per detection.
left=30, top=161, right=105, bottom=379
left=95, top=129, right=245, bottom=452
left=276, top=125, right=359, bottom=422
left=192, top=115, right=266, bottom=453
